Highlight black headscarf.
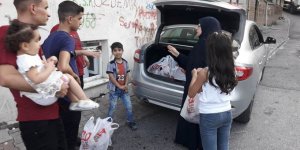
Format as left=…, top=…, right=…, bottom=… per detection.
left=187, top=16, right=222, bottom=71
left=183, top=16, right=221, bottom=102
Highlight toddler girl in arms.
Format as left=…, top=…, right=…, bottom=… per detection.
left=5, top=20, right=99, bottom=111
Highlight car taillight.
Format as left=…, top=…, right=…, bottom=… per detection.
left=235, top=66, right=253, bottom=81
left=134, top=49, right=141, bottom=63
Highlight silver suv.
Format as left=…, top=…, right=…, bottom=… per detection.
left=132, top=0, right=276, bottom=123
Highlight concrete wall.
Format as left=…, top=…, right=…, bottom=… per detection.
left=246, top=0, right=283, bottom=26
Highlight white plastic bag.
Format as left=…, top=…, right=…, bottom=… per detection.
left=80, top=117, right=119, bottom=150
left=80, top=116, right=96, bottom=150
left=171, top=67, right=186, bottom=81
left=93, top=117, right=119, bottom=150
left=180, top=93, right=200, bottom=124
left=147, top=55, right=186, bottom=81
left=147, top=56, right=171, bottom=77
left=92, top=117, right=110, bottom=150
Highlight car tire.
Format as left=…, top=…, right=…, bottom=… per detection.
left=234, top=98, right=254, bottom=124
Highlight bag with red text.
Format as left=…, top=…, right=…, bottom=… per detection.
left=93, top=117, right=119, bottom=150
left=80, top=117, right=119, bottom=150
left=80, top=116, right=96, bottom=150
left=180, top=93, right=200, bottom=124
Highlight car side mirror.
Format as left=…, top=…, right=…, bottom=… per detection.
left=264, top=37, right=276, bottom=44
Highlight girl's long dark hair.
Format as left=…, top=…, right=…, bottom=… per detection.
left=206, top=32, right=237, bottom=94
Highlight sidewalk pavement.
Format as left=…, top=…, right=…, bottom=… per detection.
left=0, top=16, right=290, bottom=150
left=259, top=14, right=290, bottom=59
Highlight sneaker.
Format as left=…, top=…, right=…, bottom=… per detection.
left=78, top=99, right=99, bottom=108
left=127, top=122, right=137, bottom=131
left=69, top=102, right=80, bottom=111
left=69, top=100, right=99, bottom=111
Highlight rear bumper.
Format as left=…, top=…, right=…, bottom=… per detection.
left=229, top=86, right=255, bottom=118
left=132, top=80, right=182, bottom=111
left=133, top=81, right=254, bottom=118
left=132, top=63, right=256, bottom=118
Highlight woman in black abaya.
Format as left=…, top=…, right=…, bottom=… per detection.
left=167, top=16, right=222, bottom=150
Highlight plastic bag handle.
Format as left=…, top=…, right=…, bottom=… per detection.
left=93, top=117, right=103, bottom=133
left=110, top=123, right=119, bottom=130
left=88, top=116, right=94, bottom=121
left=104, top=117, right=113, bottom=122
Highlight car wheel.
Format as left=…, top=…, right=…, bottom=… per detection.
left=234, top=98, right=254, bottom=124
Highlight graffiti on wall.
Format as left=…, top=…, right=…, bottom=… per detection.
left=81, top=12, right=105, bottom=29
left=119, top=16, right=156, bottom=46
left=74, top=0, right=139, bottom=30
left=119, top=17, right=155, bottom=34
left=70, top=0, right=157, bottom=47
left=119, top=1, right=157, bottom=47
left=73, top=0, right=137, bottom=10
left=135, top=3, right=156, bottom=20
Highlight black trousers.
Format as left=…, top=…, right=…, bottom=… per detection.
left=59, top=75, right=84, bottom=150
left=59, top=100, right=81, bottom=150
left=79, top=75, right=84, bottom=89
left=19, top=119, right=67, bottom=150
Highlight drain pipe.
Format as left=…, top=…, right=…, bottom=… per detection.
left=265, top=0, right=269, bottom=26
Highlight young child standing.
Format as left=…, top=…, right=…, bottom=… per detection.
left=188, top=32, right=237, bottom=150
left=5, top=20, right=99, bottom=111
left=106, top=42, right=137, bottom=130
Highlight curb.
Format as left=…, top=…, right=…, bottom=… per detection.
left=0, top=122, right=19, bottom=130
left=267, top=14, right=290, bottom=59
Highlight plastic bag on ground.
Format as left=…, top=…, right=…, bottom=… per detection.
left=93, top=117, right=119, bottom=150
left=80, top=116, right=119, bottom=150
left=80, top=116, right=96, bottom=150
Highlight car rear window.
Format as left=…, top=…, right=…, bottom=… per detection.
left=160, top=26, right=198, bottom=46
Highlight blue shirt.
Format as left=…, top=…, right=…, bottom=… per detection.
left=42, top=31, right=78, bottom=103
left=42, top=31, right=78, bottom=75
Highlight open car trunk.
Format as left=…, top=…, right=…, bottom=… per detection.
left=154, top=0, right=246, bottom=44
left=143, top=0, right=246, bottom=85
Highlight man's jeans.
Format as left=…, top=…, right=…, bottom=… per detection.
left=199, top=110, right=232, bottom=150
left=108, top=88, right=134, bottom=122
